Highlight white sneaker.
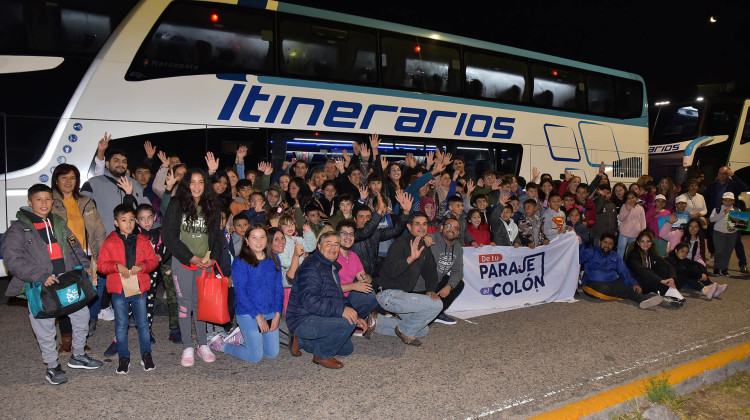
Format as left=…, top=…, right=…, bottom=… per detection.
left=640, top=295, right=664, bottom=309
left=703, top=283, right=717, bottom=300
left=197, top=345, right=216, bottom=363
left=98, top=307, right=115, bottom=321
left=713, top=284, right=728, bottom=298
left=180, top=347, right=194, bottom=367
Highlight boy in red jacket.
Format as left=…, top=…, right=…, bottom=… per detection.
left=98, top=204, right=159, bottom=374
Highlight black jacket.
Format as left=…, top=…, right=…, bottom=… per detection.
left=375, top=232, right=437, bottom=293
left=626, top=247, right=676, bottom=286
left=161, top=199, right=224, bottom=266
left=350, top=211, right=407, bottom=276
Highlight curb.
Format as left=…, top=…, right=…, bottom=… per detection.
left=529, top=342, right=750, bottom=420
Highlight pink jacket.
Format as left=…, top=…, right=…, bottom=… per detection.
left=618, top=204, right=646, bottom=238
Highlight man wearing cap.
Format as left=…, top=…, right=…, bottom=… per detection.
left=705, top=166, right=748, bottom=274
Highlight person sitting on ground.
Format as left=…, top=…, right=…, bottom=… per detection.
left=579, top=233, right=664, bottom=309
left=665, top=243, right=727, bottom=301
left=2, top=184, right=102, bottom=385
left=286, top=231, right=369, bottom=369
left=373, top=212, right=444, bottom=346
left=625, top=229, right=686, bottom=306
left=210, top=225, right=283, bottom=363
left=659, top=216, right=707, bottom=265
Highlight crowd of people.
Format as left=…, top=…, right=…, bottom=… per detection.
left=2, top=132, right=747, bottom=384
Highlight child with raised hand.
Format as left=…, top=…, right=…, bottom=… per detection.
left=542, top=193, right=568, bottom=242
left=2, top=184, right=102, bottom=385
left=467, top=208, right=494, bottom=246
left=491, top=205, right=521, bottom=247
left=135, top=203, right=168, bottom=343
left=566, top=207, right=590, bottom=247
left=518, top=199, right=548, bottom=248
left=98, top=204, right=159, bottom=374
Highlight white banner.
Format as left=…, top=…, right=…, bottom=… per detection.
left=447, top=232, right=579, bottom=319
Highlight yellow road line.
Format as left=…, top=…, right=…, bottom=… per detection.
left=530, top=342, right=750, bottom=420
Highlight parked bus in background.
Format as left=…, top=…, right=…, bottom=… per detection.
left=1, top=0, right=648, bottom=275
left=648, top=97, right=750, bottom=208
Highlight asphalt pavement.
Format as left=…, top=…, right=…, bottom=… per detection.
left=0, top=236, right=748, bottom=420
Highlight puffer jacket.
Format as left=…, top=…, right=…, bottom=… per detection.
left=286, top=250, right=352, bottom=333
left=97, top=231, right=159, bottom=295
left=51, top=190, right=107, bottom=259
left=2, top=208, right=90, bottom=297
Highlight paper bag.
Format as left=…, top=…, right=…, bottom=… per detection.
left=121, top=273, right=141, bottom=297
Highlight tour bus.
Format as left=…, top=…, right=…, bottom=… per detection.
left=1, top=0, right=648, bottom=275
left=648, top=97, right=750, bottom=207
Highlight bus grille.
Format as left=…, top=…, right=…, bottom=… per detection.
left=612, top=157, right=642, bottom=179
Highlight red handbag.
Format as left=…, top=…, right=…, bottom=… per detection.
left=196, top=263, right=230, bottom=324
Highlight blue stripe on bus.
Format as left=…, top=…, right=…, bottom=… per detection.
left=255, top=75, right=649, bottom=127
left=578, top=121, right=622, bottom=168
left=543, top=124, right=581, bottom=162
left=684, top=136, right=713, bottom=157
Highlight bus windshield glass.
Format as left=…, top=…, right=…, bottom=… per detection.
left=650, top=104, right=703, bottom=145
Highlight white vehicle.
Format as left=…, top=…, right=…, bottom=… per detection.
left=648, top=97, right=750, bottom=207
left=0, top=0, right=648, bottom=275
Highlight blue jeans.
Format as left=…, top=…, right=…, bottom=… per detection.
left=346, top=290, right=379, bottom=319
left=376, top=289, right=442, bottom=338
left=224, top=313, right=279, bottom=363
left=293, top=315, right=355, bottom=359
left=617, top=234, right=635, bottom=259
left=88, top=275, right=107, bottom=321
left=111, top=291, right=150, bottom=359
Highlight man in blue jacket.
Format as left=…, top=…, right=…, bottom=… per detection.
left=286, top=231, right=367, bottom=369
left=579, top=233, right=664, bottom=309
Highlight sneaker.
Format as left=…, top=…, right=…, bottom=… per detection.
left=664, top=288, right=686, bottom=306
left=663, top=296, right=685, bottom=307
left=352, top=329, right=365, bottom=337
left=434, top=313, right=457, bottom=325
left=168, top=329, right=182, bottom=344
left=141, top=352, right=155, bottom=371
left=713, top=284, right=728, bottom=298
left=88, top=320, right=97, bottom=337
left=741, top=265, right=749, bottom=274
left=45, top=364, right=68, bottom=385
left=104, top=339, right=118, bottom=357
left=224, top=327, right=243, bottom=346
left=209, top=334, right=225, bottom=353
left=712, top=269, right=721, bottom=276
left=639, top=295, right=664, bottom=309
left=196, top=345, right=216, bottom=363
left=67, top=353, right=103, bottom=370
left=181, top=347, right=194, bottom=367
left=703, top=283, right=717, bottom=301
left=116, top=358, right=129, bottom=374
left=720, top=269, right=730, bottom=277
left=98, top=306, right=115, bottom=321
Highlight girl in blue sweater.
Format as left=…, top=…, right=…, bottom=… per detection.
left=210, top=224, right=283, bottom=363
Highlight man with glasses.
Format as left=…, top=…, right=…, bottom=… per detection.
left=373, top=212, right=444, bottom=346
left=423, top=217, right=465, bottom=325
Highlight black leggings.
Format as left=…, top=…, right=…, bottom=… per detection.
left=583, top=280, right=646, bottom=303
left=675, top=275, right=712, bottom=291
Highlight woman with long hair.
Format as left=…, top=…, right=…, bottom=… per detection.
left=162, top=168, right=224, bottom=367
left=50, top=163, right=107, bottom=354
left=665, top=243, right=727, bottom=300
left=659, top=216, right=707, bottom=265
left=625, top=229, right=685, bottom=305
left=657, top=177, right=676, bottom=211
left=611, top=182, right=627, bottom=213
left=211, top=171, right=231, bottom=210
left=538, top=179, right=554, bottom=208
left=617, top=191, right=646, bottom=258
left=210, top=225, right=283, bottom=363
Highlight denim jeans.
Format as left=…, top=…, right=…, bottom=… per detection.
left=224, top=313, right=279, bottom=364
left=88, top=275, right=107, bottom=321
left=617, top=234, right=635, bottom=259
left=111, top=291, right=151, bottom=359
left=376, top=289, right=443, bottom=338
left=293, top=315, right=355, bottom=359
left=346, top=290, right=379, bottom=319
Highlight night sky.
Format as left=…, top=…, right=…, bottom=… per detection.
left=298, top=0, right=750, bottom=104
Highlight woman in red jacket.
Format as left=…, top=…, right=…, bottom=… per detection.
left=97, top=204, right=159, bottom=374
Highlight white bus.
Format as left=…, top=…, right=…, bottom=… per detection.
left=648, top=97, right=750, bottom=207
left=1, top=0, right=648, bottom=274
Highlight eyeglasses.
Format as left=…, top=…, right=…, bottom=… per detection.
left=442, top=224, right=459, bottom=231
left=339, top=231, right=355, bottom=237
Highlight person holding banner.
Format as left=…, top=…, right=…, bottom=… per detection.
left=579, top=233, right=664, bottom=309
left=374, top=212, right=444, bottom=346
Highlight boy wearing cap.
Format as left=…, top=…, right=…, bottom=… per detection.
left=671, top=195, right=691, bottom=229
left=708, top=192, right=738, bottom=276
left=646, top=194, right=671, bottom=255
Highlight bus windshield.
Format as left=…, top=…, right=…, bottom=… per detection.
left=651, top=100, right=744, bottom=145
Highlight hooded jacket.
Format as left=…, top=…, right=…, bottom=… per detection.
left=51, top=190, right=107, bottom=259
left=2, top=208, right=90, bottom=297
left=425, top=231, right=463, bottom=290
left=97, top=231, right=159, bottom=295
left=80, top=170, right=151, bottom=235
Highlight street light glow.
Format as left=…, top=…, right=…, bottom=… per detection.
left=655, top=101, right=670, bottom=106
